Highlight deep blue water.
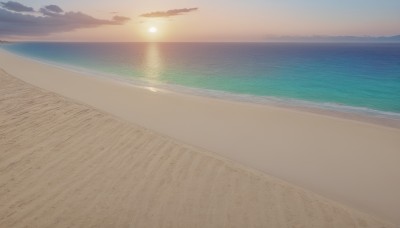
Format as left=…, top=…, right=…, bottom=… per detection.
left=3, top=42, right=400, bottom=117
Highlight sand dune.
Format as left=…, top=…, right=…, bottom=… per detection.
left=0, top=69, right=396, bottom=227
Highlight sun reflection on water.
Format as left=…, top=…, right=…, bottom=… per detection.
left=145, top=43, right=163, bottom=80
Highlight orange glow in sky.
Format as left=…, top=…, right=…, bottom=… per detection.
left=1, top=0, right=400, bottom=42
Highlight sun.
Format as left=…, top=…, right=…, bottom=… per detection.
left=148, top=27, right=158, bottom=33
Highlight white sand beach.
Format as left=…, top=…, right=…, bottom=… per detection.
left=1, top=49, right=399, bottom=227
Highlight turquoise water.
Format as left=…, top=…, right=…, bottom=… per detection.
left=3, top=42, right=400, bottom=117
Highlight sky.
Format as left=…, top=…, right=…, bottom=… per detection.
left=0, top=0, right=399, bottom=42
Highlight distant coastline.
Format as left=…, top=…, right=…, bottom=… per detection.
left=0, top=40, right=9, bottom=43
left=2, top=35, right=400, bottom=44
left=264, top=35, right=400, bottom=43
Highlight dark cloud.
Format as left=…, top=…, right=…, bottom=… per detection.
left=0, top=7, right=130, bottom=37
left=44, top=5, right=63, bottom=13
left=0, top=1, right=34, bottom=12
left=140, top=7, right=198, bottom=18
left=39, top=8, right=58, bottom=16
left=39, top=5, right=64, bottom=17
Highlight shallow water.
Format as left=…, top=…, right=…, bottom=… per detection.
left=3, top=42, right=400, bottom=117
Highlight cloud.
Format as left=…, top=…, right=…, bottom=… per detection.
left=39, top=8, right=59, bottom=17
left=38, top=5, right=64, bottom=16
left=44, top=5, right=63, bottom=13
left=0, top=1, right=33, bottom=12
left=140, top=7, right=198, bottom=18
left=113, top=15, right=130, bottom=23
left=0, top=6, right=130, bottom=37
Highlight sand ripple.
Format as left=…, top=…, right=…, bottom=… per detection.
left=0, top=70, right=395, bottom=227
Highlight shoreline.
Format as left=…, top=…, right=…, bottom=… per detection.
left=0, top=67, right=396, bottom=227
left=2, top=47, right=400, bottom=129
left=1, top=49, right=400, bottom=224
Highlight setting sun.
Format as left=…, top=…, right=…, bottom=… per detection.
left=148, top=27, right=158, bottom=33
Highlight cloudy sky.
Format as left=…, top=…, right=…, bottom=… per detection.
left=1, top=0, right=399, bottom=42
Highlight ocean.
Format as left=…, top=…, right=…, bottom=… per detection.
left=3, top=42, right=400, bottom=119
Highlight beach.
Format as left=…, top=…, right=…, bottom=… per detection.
left=1, top=49, right=400, bottom=227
